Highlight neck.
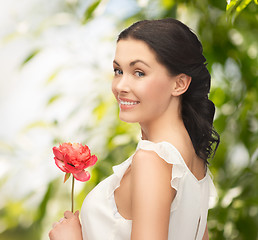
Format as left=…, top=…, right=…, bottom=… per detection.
left=140, top=101, right=185, bottom=143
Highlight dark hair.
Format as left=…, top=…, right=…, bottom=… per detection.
left=118, top=18, right=220, bottom=164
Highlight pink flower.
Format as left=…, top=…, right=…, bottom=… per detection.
left=53, top=143, right=97, bottom=182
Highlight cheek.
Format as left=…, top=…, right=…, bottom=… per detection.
left=111, top=80, right=118, bottom=98
left=143, top=79, right=170, bottom=100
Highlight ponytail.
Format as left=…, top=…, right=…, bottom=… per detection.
left=181, top=63, right=220, bottom=163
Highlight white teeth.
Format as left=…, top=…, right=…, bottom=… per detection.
left=120, top=100, right=138, bottom=105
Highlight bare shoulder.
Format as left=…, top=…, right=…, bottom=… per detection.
left=132, top=149, right=172, bottom=172
left=131, top=149, right=174, bottom=190
left=130, top=149, right=176, bottom=240
left=131, top=149, right=175, bottom=202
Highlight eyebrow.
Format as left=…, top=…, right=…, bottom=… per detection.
left=113, top=59, right=151, bottom=68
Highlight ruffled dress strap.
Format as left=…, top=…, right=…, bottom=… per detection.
left=106, top=156, right=132, bottom=199
left=137, top=140, right=187, bottom=192
left=207, top=168, right=218, bottom=209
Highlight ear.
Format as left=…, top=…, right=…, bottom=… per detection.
left=171, top=73, right=191, bottom=97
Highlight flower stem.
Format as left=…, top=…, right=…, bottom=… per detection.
left=71, top=176, right=75, bottom=213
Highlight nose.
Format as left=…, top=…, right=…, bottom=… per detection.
left=113, top=74, right=130, bottom=93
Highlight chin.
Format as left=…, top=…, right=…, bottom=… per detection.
left=119, top=113, right=140, bottom=123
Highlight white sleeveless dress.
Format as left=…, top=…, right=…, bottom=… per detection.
left=81, top=140, right=217, bottom=240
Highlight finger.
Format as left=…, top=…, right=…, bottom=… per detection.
left=74, top=210, right=80, bottom=217
left=59, top=217, right=65, bottom=223
left=64, top=210, right=74, bottom=219
left=52, top=221, right=58, bottom=228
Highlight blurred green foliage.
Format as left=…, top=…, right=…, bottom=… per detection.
left=0, top=0, right=257, bottom=239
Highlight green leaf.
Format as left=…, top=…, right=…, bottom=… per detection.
left=22, top=121, right=49, bottom=133
left=45, top=68, right=62, bottom=84
left=47, top=94, right=62, bottom=105
left=236, top=0, right=252, bottom=12
left=226, top=0, right=253, bottom=22
left=82, top=0, right=102, bottom=24
left=226, top=0, right=240, bottom=12
left=64, top=173, right=71, bottom=183
left=161, top=0, right=175, bottom=9
left=21, top=49, right=40, bottom=66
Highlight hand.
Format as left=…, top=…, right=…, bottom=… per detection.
left=49, top=210, right=83, bottom=240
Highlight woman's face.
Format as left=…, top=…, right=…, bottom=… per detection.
left=112, top=38, right=176, bottom=125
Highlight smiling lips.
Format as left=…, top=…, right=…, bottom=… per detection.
left=119, top=98, right=140, bottom=109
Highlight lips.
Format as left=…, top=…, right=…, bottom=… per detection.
left=118, top=98, right=140, bottom=108
left=119, top=98, right=139, bottom=104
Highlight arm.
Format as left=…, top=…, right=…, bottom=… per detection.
left=202, top=224, right=209, bottom=240
left=131, top=150, right=176, bottom=240
left=49, top=210, right=83, bottom=240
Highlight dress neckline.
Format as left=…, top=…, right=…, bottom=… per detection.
left=139, top=139, right=209, bottom=183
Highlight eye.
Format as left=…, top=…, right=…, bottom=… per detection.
left=114, top=68, right=123, bottom=76
left=135, top=71, right=145, bottom=77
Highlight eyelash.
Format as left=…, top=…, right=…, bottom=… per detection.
left=114, top=68, right=123, bottom=76
left=113, top=68, right=145, bottom=78
left=135, top=71, right=145, bottom=77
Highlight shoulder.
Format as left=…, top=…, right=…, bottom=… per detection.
left=130, top=149, right=176, bottom=239
left=131, top=149, right=175, bottom=206
left=131, top=149, right=174, bottom=197
left=132, top=148, right=173, bottom=176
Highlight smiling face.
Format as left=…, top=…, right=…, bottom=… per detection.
left=112, top=38, right=177, bottom=125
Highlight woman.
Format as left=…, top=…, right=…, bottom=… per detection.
left=49, top=18, right=220, bottom=240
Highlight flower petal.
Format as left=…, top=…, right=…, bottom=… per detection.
left=63, top=154, right=80, bottom=172
left=53, top=147, right=64, bottom=161
left=55, top=158, right=68, bottom=172
left=73, top=170, right=90, bottom=182
left=87, top=155, right=98, bottom=168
